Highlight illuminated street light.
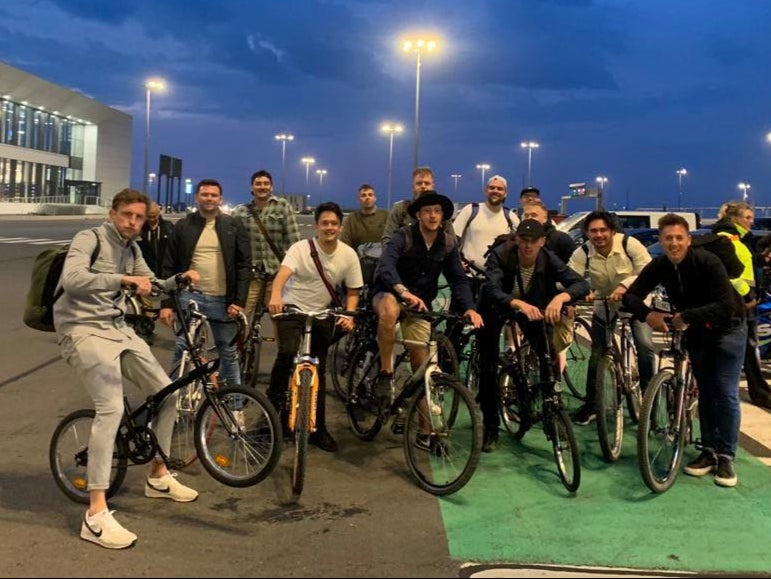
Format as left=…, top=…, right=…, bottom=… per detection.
left=676, top=168, right=688, bottom=210
left=380, top=122, right=404, bottom=209
left=301, top=156, right=315, bottom=186
left=596, top=176, right=608, bottom=209
left=274, top=133, right=295, bottom=195
left=520, top=141, right=540, bottom=186
left=144, top=77, right=166, bottom=196
left=738, top=182, right=751, bottom=203
left=476, top=164, right=491, bottom=188
left=450, top=173, right=462, bottom=196
left=315, top=168, right=327, bottom=202
left=402, top=35, right=439, bottom=169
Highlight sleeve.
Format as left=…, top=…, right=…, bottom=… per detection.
left=729, top=238, right=753, bottom=298
left=481, top=245, right=514, bottom=311
left=344, top=247, right=364, bottom=289
left=566, top=246, right=587, bottom=278
left=382, top=202, right=406, bottom=244
left=60, top=229, right=123, bottom=297
left=622, top=258, right=664, bottom=321
left=285, top=202, right=301, bottom=245
left=680, top=252, right=740, bottom=326
left=620, top=236, right=652, bottom=288
left=375, top=229, right=406, bottom=289
left=452, top=205, right=472, bottom=241
left=551, top=252, right=590, bottom=301
left=281, top=241, right=303, bottom=275
left=339, top=214, right=353, bottom=247
left=234, top=218, right=252, bottom=306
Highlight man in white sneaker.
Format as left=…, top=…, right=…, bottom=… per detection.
left=55, top=189, right=200, bottom=550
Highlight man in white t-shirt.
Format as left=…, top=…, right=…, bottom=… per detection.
left=268, top=202, right=363, bottom=452
left=453, top=175, right=519, bottom=268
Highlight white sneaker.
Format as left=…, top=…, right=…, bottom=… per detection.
left=232, top=409, right=246, bottom=431
left=145, top=473, right=199, bottom=502
left=80, top=509, right=137, bottom=549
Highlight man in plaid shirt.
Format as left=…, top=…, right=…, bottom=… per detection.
left=232, top=169, right=301, bottom=321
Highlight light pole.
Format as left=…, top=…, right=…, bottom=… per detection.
left=402, top=36, right=438, bottom=169
left=476, top=164, right=490, bottom=189
left=315, top=169, right=327, bottom=201
left=676, top=168, right=688, bottom=210
left=595, top=176, right=608, bottom=209
left=738, top=182, right=751, bottom=203
left=450, top=173, right=462, bottom=196
left=520, top=141, right=540, bottom=186
left=274, top=133, right=295, bottom=196
left=380, top=122, right=403, bottom=209
left=143, top=78, right=166, bottom=195
left=300, top=156, right=315, bottom=186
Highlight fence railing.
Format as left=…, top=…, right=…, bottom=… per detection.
left=0, top=195, right=110, bottom=207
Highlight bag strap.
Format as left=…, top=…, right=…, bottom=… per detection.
left=308, top=239, right=343, bottom=307
left=252, top=208, right=284, bottom=262
left=53, top=228, right=101, bottom=304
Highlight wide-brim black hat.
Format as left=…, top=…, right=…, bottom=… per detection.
left=407, top=191, right=454, bottom=221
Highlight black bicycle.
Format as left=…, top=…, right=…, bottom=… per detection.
left=49, top=278, right=283, bottom=504
left=239, top=270, right=276, bottom=388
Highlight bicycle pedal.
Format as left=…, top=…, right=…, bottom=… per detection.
left=391, top=421, right=405, bottom=435
left=263, top=337, right=275, bottom=343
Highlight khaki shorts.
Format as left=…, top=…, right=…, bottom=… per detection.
left=552, top=308, right=575, bottom=353
left=373, top=291, right=431, bottom=345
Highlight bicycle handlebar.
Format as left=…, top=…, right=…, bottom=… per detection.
left=271, top=305, right=359, bottom=320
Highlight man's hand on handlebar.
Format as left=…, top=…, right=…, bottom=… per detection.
left=122, top=275, right=153, bottom=297
left=401, top=290, right=427, bottom=312
left=336, top=314, right=355, bottom=332
left=226, top=303, right=243, bottom=319
left=464, top=309, right=484, bottom=329
left=645, top=311, right=672, bottom=332
left=268, top=296, right=284, bottom=316
left=510, top=298, right=542, bottom=321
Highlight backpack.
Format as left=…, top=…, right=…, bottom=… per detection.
left=691, top=233, right=745, bottom=279
left=23, top=229, right=101, bottom=332
left=460, top=203, right=514, bottom=242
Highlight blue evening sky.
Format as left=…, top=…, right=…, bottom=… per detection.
left=2, top=0, right=771, bottom=214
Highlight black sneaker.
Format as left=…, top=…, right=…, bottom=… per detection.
left=482, top=426, right=499, bottom=453
left=574, top=405, right=596, bottom=426
left=714, top=454, right=738, bottom=487
left=415, top=433, right=432, bottom=452
left=374, top=371, right=393, bottom=401
left=309, top=429, right=338, bottom=453
left=683, top=450, right=717, bottom=477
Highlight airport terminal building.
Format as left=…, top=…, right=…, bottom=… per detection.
left=0, top=61, right=131, bottom=207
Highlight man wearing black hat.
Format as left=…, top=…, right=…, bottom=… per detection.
left=477, top=219, right=590, bottom=452
left=373, top=192, right=483, bottom=413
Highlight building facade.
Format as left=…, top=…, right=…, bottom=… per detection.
left=0, top=61, right=131, bottom=205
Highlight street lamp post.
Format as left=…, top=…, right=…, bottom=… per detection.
left=450, top=173, right=462, bottom=196
left=301, top=156, right=315, bottom=186
left=402, top=36, right=438, bottom=169
left=475, top=164, right=490, bottom=189
left=595, top=176, right=608, bottom=209
left=738, top=182, right=752, bottom=203
left=315, top=169, right=327, bottom=201
left=520, top=141, right=540, bottom=186
left=380, top=122, right=403, bottom=209
left=676, top=168, right=688, bottom=210
left=274, top=133, right=295, bottom=196
left=143, top=78, right=166, bottom=196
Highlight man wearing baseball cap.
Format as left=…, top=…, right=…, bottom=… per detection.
left=476, top=219, right=590, bottom=452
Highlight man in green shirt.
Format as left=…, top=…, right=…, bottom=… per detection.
left=339, top=183, right=389, bottom=250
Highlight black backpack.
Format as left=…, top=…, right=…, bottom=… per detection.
left=691, top=233, right=745, bottom=279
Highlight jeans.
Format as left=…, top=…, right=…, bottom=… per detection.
left=172, top=290, right=241, bottom=386
left=686, top=321, right=747, bottom=457
left=585, top=313, right=655, bottom=409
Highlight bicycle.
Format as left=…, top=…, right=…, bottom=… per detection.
left=594, top=298, right=643, bottom=462
left=561, top=310, right=592, bottom=402
left=49, top=278, right=283, bottom=504
left=497, top=314, right=581, bottom=493
left=272, top=306, right=358, bottom=502
left=346, top=310, right=481, bottom=496
left=637, top=324, right=699, bottom=494
left=239, top=270, right=276, bottom=388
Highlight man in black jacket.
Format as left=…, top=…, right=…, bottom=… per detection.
left=623, top=213, right=746, bottom=487
left=522, top=199, right=576, bottom=264
left=477, top=219, right=590, bottom=452
left=160, top=179, right=251, bottom=386
left=137, top=202, right=173, bottom=276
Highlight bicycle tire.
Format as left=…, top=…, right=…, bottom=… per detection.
left=194, top=386, right=282, bottom=488
left=595, top=356, right=624, bottom=462
left=499, top=366, right=528, bottom=439
left=167, top=359, right=204, bottom=470
left=624, top=337, right=642, bottom=424
left=549, top=409, right=581, bottom=492
left=328, top=335, right=351, bottom=400
left=346, top=347, right=385, bottom=441
left=240, top=338, right=263, bottom=389
left=638, top=370, right=686, bottom=494
left=562, top=316, right=592, bottom=401
left=291, top=369, right=312, bottom=501
left=403, top=375, right=482, bottom=495
left=49, top=409, right=128, bottom=504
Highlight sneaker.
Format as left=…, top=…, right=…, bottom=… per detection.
left=308, top=428, right=338, bottom=453
left=683, top=450, right=718, bottom=477
left=80, top=509, right=137, bottom=549
left=482, top=426, right=499, bottom=453
left=232, top=410, right=246, bottom=431
left=374, top=371, right=393, bottom=403
left=574, top=405, right=596, bottom=426
left=415, top=433, right=432, bottom=452
left=145, top=473, right=199, bottom=502
left=714, top=454, right=738, bottom=487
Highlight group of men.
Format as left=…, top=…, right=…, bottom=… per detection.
left=54, top=163, right=758, bottom=550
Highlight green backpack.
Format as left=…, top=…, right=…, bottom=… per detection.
left=23, top=229, right=100, bottom=332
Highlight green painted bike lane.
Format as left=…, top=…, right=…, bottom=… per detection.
left=438, top=418, right=771, bottom=575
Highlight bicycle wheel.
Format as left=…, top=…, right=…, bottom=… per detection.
left=403, top=375, right=482, bottom=495
left=548, top=409, right=581, bottom=492
left=195, top=386, right=282, bottom=487
left=291, top=368, right=312, bottom=501
left=638, top=370, right=686, bottom=494
left=499, top=367, right=528, bottom=439
left=49, top=409, right=128, bottom=504
left=346, top=348, right=385, bottom=441
left=624, top=340, right=642, bottom=424
left=167, top=360, right=204, bottom=470
left=462, top=334, right=480, bottom=398
left=562, top=316, right=591, bottom=401
left=595, top=356, right=624, bottom=462
left=328, top=335, right=352, bottom=400
left=437, top=332, right=459, bottom=377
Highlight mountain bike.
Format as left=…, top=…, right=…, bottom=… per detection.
left=49, top=278, right=283, bottom=504
left=561, top=311, right=592, bottom=401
